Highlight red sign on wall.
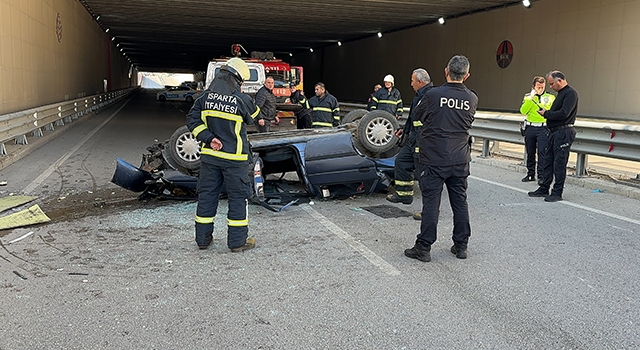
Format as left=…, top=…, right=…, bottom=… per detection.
left=496, top=40, right=513, bottom=68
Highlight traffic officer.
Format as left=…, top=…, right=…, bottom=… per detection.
left=186, top=57, right=260, bottom=252
left=255, top=76, right=279, bottom=132
left=528, top=70, right=578, bottom=202
left=289, top=83, right=312, bottom=129
left=404, top=55, right=478, bottom=262
left=308, top=82, right=340, bottom=127
left=520, top=76, right=555, bottom=182
left=386, top=68, right=434, bottom=212
left=369, top=74, right=403, bottom=119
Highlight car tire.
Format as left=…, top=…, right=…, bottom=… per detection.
left=186, top=96, right=194, bottom=103
left=356, top=110, right=399, bottom=153
left=341, top=108, right=368, bottom=124
left=168, top=125, right=201, bottom=171
left=159, top=95, right=167, bottom=102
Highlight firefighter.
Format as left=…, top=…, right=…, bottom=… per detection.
left=369, top=74, right=403, bottom=119
left=404, top=55, right=478, bottom=262
left=289, top=83, right=312, bottom=129
left=186, top=57, right=260, bottom=252
left=308, top=82, right=340, bottom=127
left=386, top=69, right=434, bottom=215
left=366, top=84, right=382, bottom=110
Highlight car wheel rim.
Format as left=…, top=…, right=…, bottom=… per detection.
left=176, top=132, right=201, bottom=161
left=365, top=116, right=394, bottom=146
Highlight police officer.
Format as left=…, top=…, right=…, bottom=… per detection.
left=186, top=57, right=260, bottom=252
left=386, top=69, right=434, bottom=212
left=255, top=77, right=278, bottom=132
left=404, top=55, right=478, bottom=262
left=308, top=82, right=340, bottom=127
left=520, top=76, right=555, bottom=182
left=528, top=70, right=578, bottom=202
left=288, top=83, right=312, bottom=129
left=369, top=75, right=403, bottom=119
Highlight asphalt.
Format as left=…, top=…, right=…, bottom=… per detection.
left=0, top=92, right=639, bottom=349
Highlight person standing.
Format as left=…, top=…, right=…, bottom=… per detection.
left=404, top=55, right=478, bottom=262
left=369, top=75, right=403, bottom=119
left=528, top=70, right=578, bottom=202
left=386, top=68, right=434, bottom=211
left=366, top=84, right=382, bottom=110
left=520, top=76, right=555, bottom=182
left=186, top=57, right=259, bottom=252
left=255, top=77, right=279, bottom=133
left=308, top=82, right=340, bottom=127
left=289, top=83, right=312, bottom=129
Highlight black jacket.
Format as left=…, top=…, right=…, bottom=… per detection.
left=417, top=82, right=478, bottom=166
left=187, top=70, right=260, bottom=167
left=290, top=90, right=311, bottom=118
left=308, top=92, right=340, bottom=127
left=370, top=87, right=403, bottom=117
left=544, top=85, right=578, bottom=129
left=255, top=85, right=277, bottom=121
left=403, top=82, right=434, bottom=136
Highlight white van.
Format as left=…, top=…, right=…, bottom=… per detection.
left=205, top=61, right=265, bottom=95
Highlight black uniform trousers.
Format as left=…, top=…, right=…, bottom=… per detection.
left=538, top=126, right=576, bottom=196
left=416, top=163, right=471, bottom=250
left=195, top=161, right=250, bottom=249
left=394, top=131, right=422, bottom=199
left=524, top=125, right=548, bottom=178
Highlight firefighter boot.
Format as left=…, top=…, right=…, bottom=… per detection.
left=404, top=244, right=431, bottom=262
left=450, top=245, right=468, bottom=259
left=230, top=237, right=256, bottom=252
left=386, top=193, right=413, bottom=205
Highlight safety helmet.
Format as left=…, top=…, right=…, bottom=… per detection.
left=383, top=74, right=395, bottom=84
left=224, top=57, right=250, bottom=81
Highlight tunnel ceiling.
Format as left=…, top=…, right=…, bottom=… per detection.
left=78, top=0, right=523, bottom=73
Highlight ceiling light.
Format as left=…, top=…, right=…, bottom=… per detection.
left=116, top=43, right=120, bottom=47
left=522, top=0, right=531, bottom=7
left=105, top=28, right=110, bottom=33
left=338, top=41, right=342, bottom=46
left=309, top=48, right=314, bottom=53
left=111, top=36, right=115, bottom=41
left=377, top=32, right=382, bottom=38
left=438, top=17, right=445, bottom=25
left=96, top=15, right=101, bottom=21
left=289, top=53, right=293, bottom=57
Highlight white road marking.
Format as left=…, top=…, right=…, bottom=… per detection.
left=8, top=231, right=34, bottom=244
left=470, top=175, right=640, bottom=226
left=300, top=204, right=401, bottom=276
left=22, top=97, right=133, bottom=194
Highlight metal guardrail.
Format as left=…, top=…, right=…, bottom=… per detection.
left=340, top=103, right=640, bottom=177
left=0, top=87, right=138, bottom=156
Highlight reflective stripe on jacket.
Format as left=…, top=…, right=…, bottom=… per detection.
left=308, top=92, right=340, bottom=127
left=370, top=87, right=403, bottom=117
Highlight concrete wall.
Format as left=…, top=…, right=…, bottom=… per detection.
left=293, top=0, right=640, bottom=120
left=0, top=0, right=136, bottom=115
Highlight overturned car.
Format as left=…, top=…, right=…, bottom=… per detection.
left=112, top=109, right=401, bottom=205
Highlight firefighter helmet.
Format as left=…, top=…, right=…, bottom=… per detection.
left=383, top=74, right=395, bottom=85
left=224, top=57, right=250, bottom=81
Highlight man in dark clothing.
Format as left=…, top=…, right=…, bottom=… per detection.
left=254, top=77, right=279, bottom=132
left=386, top=68, right=433, bottom=212
left=366, top=84, right=382, bottom=110
left=369, top=74, right=403, bottom=119
left=528, top=70, right=578, bottom=202
left=404, top=55, right=478, bottom=263
left=308, top=82, right=340, bottom=127
left=289, top=83, right=312, bottom=129
left=186, top=57, right=260, bottom=252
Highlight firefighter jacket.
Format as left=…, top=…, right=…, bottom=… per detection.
left=520, top=92, right=555, bottom=123
left=290, top=90, right=312, bottom=120
left=187, top=70, right=260, bottom=168
left=255, top=85, right=277, bottom=121
left=403, top=82, right=434, bottom=136
left=417, top=82, right=478, bottom=166
left=308, top=92, right=340, bottom=127
left=544, top=85, right=578, bottom=129
left=370, top=87, right=403, bottom=118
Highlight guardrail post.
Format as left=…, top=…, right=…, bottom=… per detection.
left=32, top=128, right=43, bottom=137
left=482, top=139, right=490, bottom=157
left=0, top=143, right=5, bottom=156
left=15, top=135, right=28, bottom=145
left=44, top=123, right=54, bottom=131
left=575, top=153, right=588, bottom=177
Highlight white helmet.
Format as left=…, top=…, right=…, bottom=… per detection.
left=224, top=57, right=250, bottom=81
left=383, top=74, right=395, bottom=85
